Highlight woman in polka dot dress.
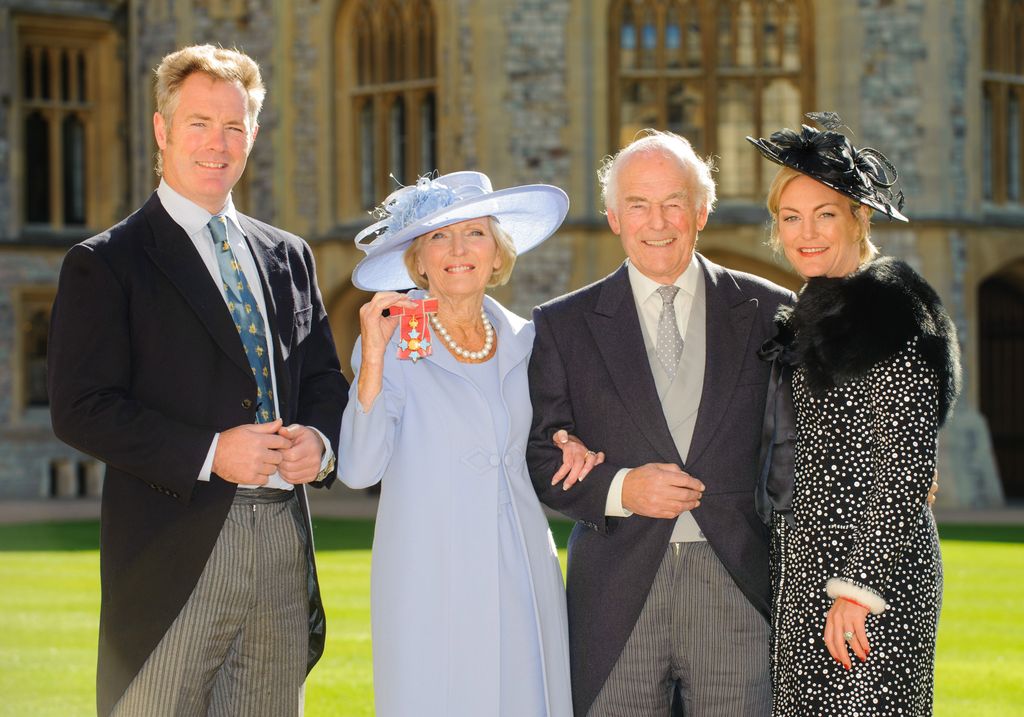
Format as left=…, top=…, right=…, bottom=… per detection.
left=747, top=114, right=961, bottom=716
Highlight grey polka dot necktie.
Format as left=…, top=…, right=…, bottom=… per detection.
left=656, top=285, right=684, bottom=380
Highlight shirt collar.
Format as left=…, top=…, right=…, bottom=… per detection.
left=156, top=179, right=244, bottom=239
left=626, top=253, right=700, bottom=307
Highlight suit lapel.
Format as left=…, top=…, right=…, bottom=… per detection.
left=586, top=265, right=682, bottom=466
left=141, top=194, right=252, bottom=379
left=686, top=255, right=757, bottom=466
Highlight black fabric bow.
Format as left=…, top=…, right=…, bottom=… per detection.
left=747, top=113, right=907, bottom=222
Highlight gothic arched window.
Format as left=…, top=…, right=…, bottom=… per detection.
left=17, top=16, right=122, bottom=233
left=609, top=0, right=814, bottom=200
left=337, top=0, right=438, bottom=216
left=983, top=0, right=1024, bottom=204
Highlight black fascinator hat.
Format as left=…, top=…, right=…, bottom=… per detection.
left=746, top=111, right=908, bottom=222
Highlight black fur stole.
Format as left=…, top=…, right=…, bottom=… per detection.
left=774, top=257, right=961, bottom=426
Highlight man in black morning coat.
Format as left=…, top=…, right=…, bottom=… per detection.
left=47, top=45, right=347, bottom=715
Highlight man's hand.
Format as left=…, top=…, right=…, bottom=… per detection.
left=213, top=419, right=290, bottom=485
left=277, top=424, right=327, bottom=484
left=621, top=463, right=704, bottom=519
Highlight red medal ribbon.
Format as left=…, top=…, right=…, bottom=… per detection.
left=388, top=298, right=439, bottom=362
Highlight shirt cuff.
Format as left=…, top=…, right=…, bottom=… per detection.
left=306, top=426, right=336, bottom=483
left=198, top=434, right=218, bottom=482
left=308, top=426, right=334, bottom=472
left=605, top=468, right=634, bottom=517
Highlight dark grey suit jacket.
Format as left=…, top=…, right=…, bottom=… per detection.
left=526, top=255, right=794, bottom=715
left=47, top=193, right=348, bottom=716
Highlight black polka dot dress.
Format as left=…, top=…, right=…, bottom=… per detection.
left=762, top=258, right=961, bottom=717
left=772, top=340, right=942, bottom=716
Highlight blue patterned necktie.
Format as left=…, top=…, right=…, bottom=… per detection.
left=208, top=215, right=277, bottom=423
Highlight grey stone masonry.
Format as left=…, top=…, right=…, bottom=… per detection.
left=131, top=0, right=279, bottom=222
left=947, top=0, right=968, bottom=214
left=289, top=1, right=321, bottom=229
left=0, top=249, right=87, bottom=499
left=502, top=0, right=573, bottom=317
left=857, top=0, right=926, bottom=201
left=455, top=0, right=479, bottom=169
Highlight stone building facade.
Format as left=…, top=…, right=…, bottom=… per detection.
left=0, top=0, right=1019, bottom=507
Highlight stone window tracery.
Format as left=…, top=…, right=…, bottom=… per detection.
left=983, top=0, right=1024, bottom=204
left=609, top=0, right=813, bottom=200
left=337, top=0, right=438, bottom=214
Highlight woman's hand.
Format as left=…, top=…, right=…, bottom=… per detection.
left=356, top=292, right=418, bottom=410
left=359, top=292, right=417, bottom=360
left=549, top=429, right=605, bottom=491
left=824, top=597, right=871, bottom=669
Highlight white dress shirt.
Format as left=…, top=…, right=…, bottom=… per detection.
left=605, top=255, right=700, bottom=516
left=156, top=180, right=333, bottom=490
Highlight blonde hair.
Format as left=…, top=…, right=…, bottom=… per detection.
left=766, top=166, right=877, bottom=264
left=403, top=217, right=517, bottom=290
left=153, top=45, right=265, bottom=175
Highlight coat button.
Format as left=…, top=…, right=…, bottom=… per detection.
left=242, top=399, right=253, bottom=409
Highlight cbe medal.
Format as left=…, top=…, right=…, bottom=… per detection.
left=388, top=298, right=439, bottom=362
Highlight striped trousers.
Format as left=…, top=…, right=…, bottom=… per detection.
left=111, top=490, right=309, bottom=717
left=589, top=541, right=771, bottom=717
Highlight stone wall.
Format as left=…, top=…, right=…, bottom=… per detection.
left=500, top=0, right=574, bottom=316
left=0, top=8, right=10, bottom=237
left=130, top=0, right=281, bottom=222
left=857, top=0, right=926, bottom=201
left=0, top=249, right=85, bottom=499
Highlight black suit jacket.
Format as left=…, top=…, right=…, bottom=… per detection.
left=47, top=193, right=349, bottom=716
left=526, top=256, right=794, bottom=715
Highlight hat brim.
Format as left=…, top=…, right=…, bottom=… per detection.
left=746, top=135, right=908, bottom=222
left=352, top=184, right=569, bottom=291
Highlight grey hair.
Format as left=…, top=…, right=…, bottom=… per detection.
left=598, top=129, right=717, bottom=216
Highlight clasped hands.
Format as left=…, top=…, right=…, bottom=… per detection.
left=549, top=430, right=704, bottom=518
left=212, top=419, right=325, bottom=486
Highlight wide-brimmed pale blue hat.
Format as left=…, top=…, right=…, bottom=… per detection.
left=352, top=171, right=569, bottom=291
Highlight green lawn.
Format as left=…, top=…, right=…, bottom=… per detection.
left=0, top=520, right=1021, bottom=716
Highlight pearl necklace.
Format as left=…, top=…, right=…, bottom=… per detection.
left=430, top=308, right=494, bottom=361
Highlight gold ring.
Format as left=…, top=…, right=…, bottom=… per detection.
left=585, top=450, right=596, bottom=458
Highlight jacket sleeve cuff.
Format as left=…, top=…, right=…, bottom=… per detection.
left=605, top=468, right=634, bottom=517
left=826, top=577, right=888, bottom=615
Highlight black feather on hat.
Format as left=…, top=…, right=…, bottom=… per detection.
left=747, top=112, right=908, bottom=222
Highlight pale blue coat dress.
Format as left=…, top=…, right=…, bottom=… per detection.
left=338, top=292, right=573, bottom=717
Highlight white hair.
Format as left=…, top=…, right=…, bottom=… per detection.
left=598, top=129, right=717, bottom=216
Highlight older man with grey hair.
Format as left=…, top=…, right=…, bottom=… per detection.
left=527, top=129, right=794, bottom=716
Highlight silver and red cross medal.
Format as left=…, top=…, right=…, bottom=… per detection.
left=388, top=298, right=439, bottom=362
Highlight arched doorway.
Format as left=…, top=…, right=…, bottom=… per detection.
left=328, top=281, right=373, bottom=382
left=700, top=249, right=802, bottom=293
left=979, top=260, right=1024, bottom=499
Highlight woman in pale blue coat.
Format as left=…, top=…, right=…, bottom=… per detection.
left=339, top=172, right=599, bottom=717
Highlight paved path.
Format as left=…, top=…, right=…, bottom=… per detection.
left=0, top=487, right=380, bottom=525
left=0, top=488, right=1022, bottom=526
